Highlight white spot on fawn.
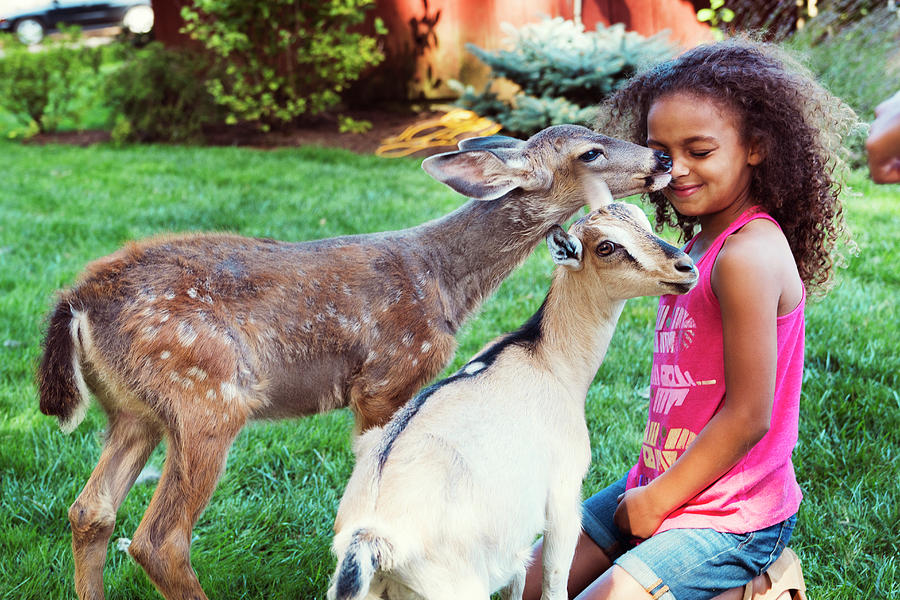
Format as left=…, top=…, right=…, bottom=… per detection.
left=177, top=322, right=197, bottom=347
left=220, top=382, right=238, bottom=403
left=160, top=350, right=171, bottom=360
left=187, top=288, right=198, bottom=299
left=164, top=289, right=175, bottom=300
left=421, top=341, right=432, bottom=353
left=186, top=366, right=208, bottom=381
left=169, top=371, right=193, bottom=389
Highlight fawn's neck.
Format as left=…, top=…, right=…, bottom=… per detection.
left=413, top=192, right=580, bottom=331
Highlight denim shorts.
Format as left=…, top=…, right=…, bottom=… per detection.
left=582, top=475, right=796, bottom=600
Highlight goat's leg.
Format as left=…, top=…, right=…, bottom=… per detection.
left=540, top=492, right=583, bottom=600
left=501, top=563, right=527, bottom=600
left=127, top=412, right=244, bottom=600
left=69, top=410, right=161, bottom=600
left=413, top=570, right=490, bottom=600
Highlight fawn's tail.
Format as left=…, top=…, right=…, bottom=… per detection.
left=37, top=301, right=91, bottom=433
left=328, top=528, right=394, bottom=600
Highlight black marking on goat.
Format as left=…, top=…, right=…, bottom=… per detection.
left=617, top=248, right=642, bottom=270
left=336, top=536, right=366, bottom=599
left=653, top=235, right=684, bottom=259
left=374, top=297, right=549, bottom=477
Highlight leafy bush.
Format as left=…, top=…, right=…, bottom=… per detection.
left=180, top=0, right=385, bottom=131
left=103, top=42, right=222, bottom=143
left=721, top=0, right=889, bottom=41
left=452, top=17, right=675, bottom=137
left=0, top=27, right=103, bottom=134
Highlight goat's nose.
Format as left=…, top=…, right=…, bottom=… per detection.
left=655, top=150, right=672, bottom=172
left=674, top=256, right=695, bottom=272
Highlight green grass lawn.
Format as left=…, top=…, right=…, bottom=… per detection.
left=0, top=141, right=897, bottom=599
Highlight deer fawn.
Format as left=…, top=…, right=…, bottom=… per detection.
left=37, top=125, right=671, bottom=600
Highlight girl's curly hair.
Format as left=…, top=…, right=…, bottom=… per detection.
left=595, top=38, right=859, bottom=294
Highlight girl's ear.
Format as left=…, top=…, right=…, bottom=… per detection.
left=747, top=136, right=766, bottom=166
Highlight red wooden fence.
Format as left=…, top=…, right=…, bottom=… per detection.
left=370, top=0, right=712, bottom=99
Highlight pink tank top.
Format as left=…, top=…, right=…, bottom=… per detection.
left=626, top=207, right=804, bottom=534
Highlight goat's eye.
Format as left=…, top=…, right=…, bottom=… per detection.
left=596, top=241, right=618, bottom=256
left=579, top=148, right=605, bottom=162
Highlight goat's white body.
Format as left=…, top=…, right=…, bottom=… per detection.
left=331, top=290, right=627, bottom=600
left=335, top=348, right=595, bottom=599
left=330, top=204, right=698, bottom=600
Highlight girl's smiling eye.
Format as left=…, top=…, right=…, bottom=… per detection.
left=690, top=149, right=713, bottom=158
left=579, top=148, right=606, bottom=162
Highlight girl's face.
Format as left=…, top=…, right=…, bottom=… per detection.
left=646, top=92, right=762, bottom=225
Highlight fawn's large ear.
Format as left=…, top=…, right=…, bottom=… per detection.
left=546, top=225, right=583, bottom=271
left=422, top=146, right=549, bottom=201
left=457, top=134, right=526, bottom=152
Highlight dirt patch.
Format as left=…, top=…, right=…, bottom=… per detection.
left=24, top=107, right=478, bottom=157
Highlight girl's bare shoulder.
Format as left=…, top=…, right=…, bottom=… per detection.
left=713, top=218, right=802, bottom=310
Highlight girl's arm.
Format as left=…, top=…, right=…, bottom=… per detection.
left=614, top=224, right=788, bottom=539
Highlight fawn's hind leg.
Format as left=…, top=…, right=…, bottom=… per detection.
left=127, top=408, right=246, bottom=600
left=69, top=410, right=162, bottom=600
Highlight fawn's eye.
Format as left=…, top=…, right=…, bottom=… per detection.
left=579, top=148, right=605, bottom=162
left=596, top=241, right=618, bottom=257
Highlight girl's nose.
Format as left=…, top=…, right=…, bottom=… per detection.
left=670, top=156, right=690, bottom=178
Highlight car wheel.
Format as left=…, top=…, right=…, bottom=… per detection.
left=14, top=18, right=44, bottom=45
left=122, top=5, right=154, bottom=34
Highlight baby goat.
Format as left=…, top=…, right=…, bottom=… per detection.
left=329, top=203, right=697, bottom=600
left=36, top=125, right=671, bottom=600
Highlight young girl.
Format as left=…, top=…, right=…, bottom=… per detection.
left=523, top=39, right=856, bottom=600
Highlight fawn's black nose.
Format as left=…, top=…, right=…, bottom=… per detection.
left=674, top=256, right=695, bottom=272
left=655, top=150, right=672, bottom=172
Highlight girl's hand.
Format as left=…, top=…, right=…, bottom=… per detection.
left=613, top=486, right=668, bottom=540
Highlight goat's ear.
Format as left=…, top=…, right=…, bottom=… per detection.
left=422, top=148, right=548, bottom=201
left=546, top=225, right=584, bottom=270
left=457, top=134, right=526, bottom=151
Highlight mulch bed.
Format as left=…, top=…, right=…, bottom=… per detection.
left=23, top=107, right=461, bottom=157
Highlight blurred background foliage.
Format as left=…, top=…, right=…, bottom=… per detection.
left=0, top=0, right=897, bottom=153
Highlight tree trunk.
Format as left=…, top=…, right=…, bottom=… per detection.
left=151, top=0, right=195, bottom=48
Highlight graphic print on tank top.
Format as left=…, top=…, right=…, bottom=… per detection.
left=641, top=301, right=716, bottom=479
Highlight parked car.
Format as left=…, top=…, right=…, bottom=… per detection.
left=0, top=0, right=153, bottom=45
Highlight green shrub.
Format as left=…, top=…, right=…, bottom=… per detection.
left=0, top=27, right=103, bottom=134
left=784, top=5, right=900, bottom=122
left=180, top=0, right=385, bottom=131
left=103, top=42, right=222, bottom=143
left=452, top=17, right=676, bottom=137
left=783, top=5, right=900, bottom=165
left=721, top=0, right=889, bottom=41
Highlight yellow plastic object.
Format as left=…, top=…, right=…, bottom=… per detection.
left=375, top=109, right=502, bottom=158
